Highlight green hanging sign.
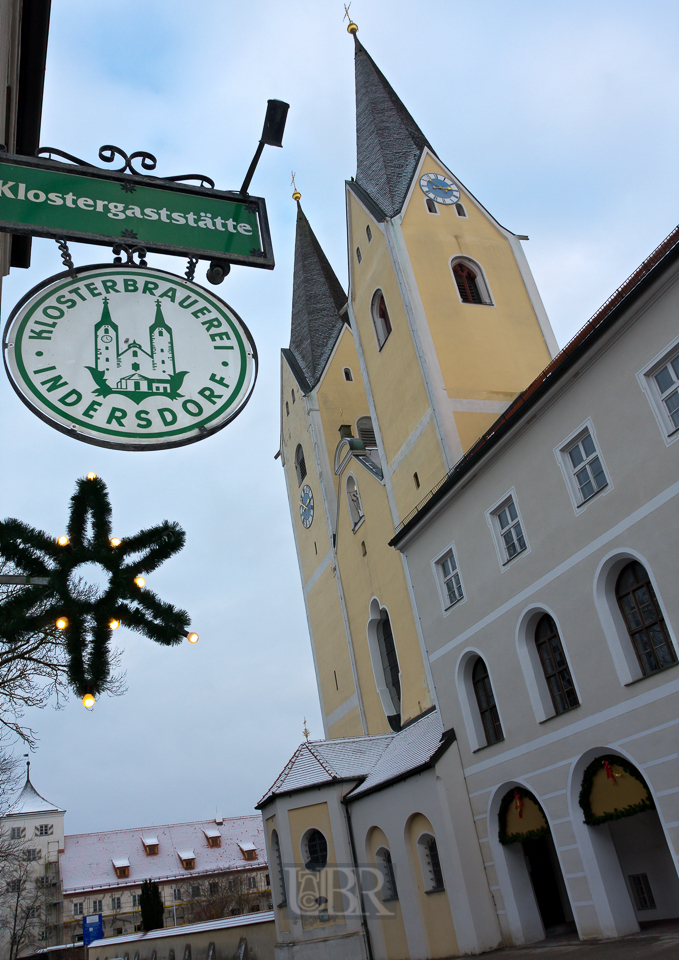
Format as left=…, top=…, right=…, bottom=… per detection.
left=0, top=153, right=273, bottom=267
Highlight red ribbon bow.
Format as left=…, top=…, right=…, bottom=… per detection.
left=603, top=760, right=616, bottom=783
left=514, top=789, right=524, bottom=818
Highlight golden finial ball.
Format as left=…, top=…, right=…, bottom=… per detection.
left=86, top=472, right=97, bottom=480
left=292, top=189, right=301, bottom=201
left=347, top=20, right=358, bottom=34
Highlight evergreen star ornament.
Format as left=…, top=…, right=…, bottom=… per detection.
left=0, top=475, right=192, bottom=698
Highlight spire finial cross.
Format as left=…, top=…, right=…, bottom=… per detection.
left=303, top=717, right=310, bottom=741
left=291, top=172, right=301, bottom=202
left=343, top=3, right=358, bottom=34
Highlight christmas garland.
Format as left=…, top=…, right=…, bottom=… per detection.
left=498, top=786, right=549, bottom=845
left=578, top=754, right=655, bottom=826
left=0, top=475, right=191, bottom=698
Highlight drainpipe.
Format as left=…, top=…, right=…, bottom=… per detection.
left=342, top=797, right=374, bottom=960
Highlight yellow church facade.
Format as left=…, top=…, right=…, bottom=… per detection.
left=263, top=24, right=679, bottom=960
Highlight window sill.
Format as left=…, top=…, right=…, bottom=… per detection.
left=624, top=659, right=679, bottom=687
left=351, top=517, right=365, bottom=533
left=502, top=548, right=526, bottom=566
left=425, top=886, right=446, bottom=895
left=576, top=482, right=608, bottom=506
left=472, top=737, right=505, bottom=754
left=538, top=702, right=581, bottom=724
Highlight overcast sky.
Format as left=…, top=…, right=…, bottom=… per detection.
left=1, top=0, right=677, bottom=834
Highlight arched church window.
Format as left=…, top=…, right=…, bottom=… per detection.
left=425, top=198, right=439, bottom=215
left=366, top=225, right=372, bottom=242
left=377, top=612, right=401, bottom=722
left=418, top=834, right=444, bottom=891
left=271, top=830, right=286, bottom=906
left=371, top=291, right=392, bottom=349
left=346, top=476, right=364, bottom=528
left=472, top=657, right=503, bottom=745
left=302, top=829, right=328, bottom=872
left=343, top=367, right=354, bottom=382
left=535, top=615, right=579, bottom=714
left=291, top=389, right=295, bottom=404
left=356, top=416, right=377, bottom=449
left=294, top=444, right=307, bottom=486
left=616, top=561, right=675, bottom=676
left=453, top=262, right=482, bottom=303
left=375, top=847, right=398, bottom=900
left=455, top=202, right=467, bottom=217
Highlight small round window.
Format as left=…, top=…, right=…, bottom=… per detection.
left=303, top=828, right=328, bottom=872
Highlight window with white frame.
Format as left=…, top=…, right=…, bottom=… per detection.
left=376, top=847, right=398, bottom=900
left=566, top=430, right=607, bottom=503
left=10, top=827, right=22, bottom=839
left=132, top=894, right=141, bottom=908
left=371, top=290, right=392, bottom=349
left=451, top=257, right=492, bottom=305
left=111, top=896, right=121, bottom=911
left=417, top=834, right=445, bottom=892
left=25, top=848, right=39, bottom=861
left=652, top=350, right=679, bottom=432
left=294, top=444, right=307, bottom=486
left=437, top=549, right=463, bottom=608
left=37, top=824, right=51, bottom=836
left=493, top=497, right=526, bottom=562
left=174, top=887, right=182, bottom=902
left=72, top=902, right=83, bottom=916
left=346, top=476, right=364, bottom=529
left=92, top=899, right=102, bottom=913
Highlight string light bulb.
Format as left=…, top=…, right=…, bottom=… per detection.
left=109, top=618, right=120, bottom=630
left=56, top=617, right=68, bottom=630
left=82, top=692, right=95, bottom=709
left=86, top=472, right=97, bottom=480
left=185, top=631, right=199, bottom=644
left=110, top=537, right=121, bottom=547
left=134, top=575, right=145, bottom=588
left=57, top=535, right=69, bottom=546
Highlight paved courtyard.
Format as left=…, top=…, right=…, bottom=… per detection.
left=491, top=921, right=679, bottom=960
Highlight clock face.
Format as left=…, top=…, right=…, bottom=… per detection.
left=419, top=173, right=461, bottom=205
left=300, top=484, right=314, bottom=529
left=100, top=335, right=113, bottom=343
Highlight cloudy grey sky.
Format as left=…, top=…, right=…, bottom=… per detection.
left=1, top=0, right=677, bottom=834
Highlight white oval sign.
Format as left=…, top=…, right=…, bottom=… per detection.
left=3, top=264, right=257, bottom=450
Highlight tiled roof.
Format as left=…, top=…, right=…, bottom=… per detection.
left=59, top=815, right=266, bottom=893
left=258, top=712, right=454, bottom=807
left=392, top=222, right=679, bottom=543
left=87, top=910, right=274, bottom=949
left=8, top=775, right=63, bottom=816
left=348, top=710, right=449, bottom=799
left=288, top=203, right=348, bottom=392
left=354, top=37, right=435, bottom=218
left=257, top=734, right=394, bottom=807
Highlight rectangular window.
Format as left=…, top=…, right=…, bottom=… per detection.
left=209, top=881, right=219, bottom=896
left=38, top=824, right=51, bottom=836
left=438, top=551, right=463, bottom=608
left=26, top=849, right=39, bottom=861
left=92, top=899, right=102, bottom=913
left=567, top=430, right=607, bottom=503
left=111, top=897, right=121, bottom=911
left=10, top=827, right=22, bottom=839
left=629, top=873, right=656, bottom=910
left=131, top=894, right=141, bottom=908
left=653, top=353, right=679, bottom=430
left=496, top=499, right=526, bottom=561
left=73, top=902, right=84, bottom=916
left=174, top=888, right=182, bottom=902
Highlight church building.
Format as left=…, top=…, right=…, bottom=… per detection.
left=262, top=22, right=679, bottom=960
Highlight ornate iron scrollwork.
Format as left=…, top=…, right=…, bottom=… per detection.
left=112, top=243, right=148, bottom=267
left=36, top=145, right=215, bottom=189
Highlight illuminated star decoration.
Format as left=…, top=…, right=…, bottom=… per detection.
left=0, top=475, right=192, bottom=699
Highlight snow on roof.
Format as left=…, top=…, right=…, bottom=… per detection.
left=8, top=775, right=63, bottom=816
left=141, top=835, right=159, bottom=846
left=238, top=841, right=257, bottom=852
left=203, top=828, right=221, bottom=839
left=348, top=710, right=446, bottom=798
left=88, top=910, right=274, bottom=948
left=258, top=711, right=450, bottom=807
left=257, top=733, right=395, bottom=806
left=111, top=857, right=130, bottom=869
left=59, top=815, right=266, bottom=894
left=177, top=849, right=195, bottom=860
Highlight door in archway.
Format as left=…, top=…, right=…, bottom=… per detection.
left=523, top=836, right=568, bottom=932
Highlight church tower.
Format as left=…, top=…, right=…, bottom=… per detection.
left=280, top=32, right=557, bottom=741
left=149, top=300, right=176, bottom=376
left=94, top=298, right=119, bottom=379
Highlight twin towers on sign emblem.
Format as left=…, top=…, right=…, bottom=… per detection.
left=87, top=298, right=188, bottom=403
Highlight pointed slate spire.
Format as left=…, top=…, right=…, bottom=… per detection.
left=289, top=203, right=348, bottom=391
left=354, top=36, right=436, bottom=218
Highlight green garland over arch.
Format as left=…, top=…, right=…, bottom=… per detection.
left=0, top=475, right=191, bottom=698
left=578, top=754, right=655, bottom=827
left=498, top=786, right=550, bottom=846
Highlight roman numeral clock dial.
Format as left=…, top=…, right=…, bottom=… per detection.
left=300, top=484, right=314, bottom=528
left=419, top=172, right=461, bottom=205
